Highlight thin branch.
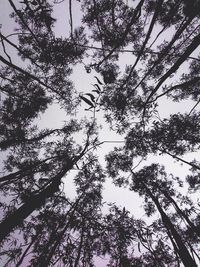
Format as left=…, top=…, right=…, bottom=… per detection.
left=188, top=98, right=200, bottom=115
left=149, top=77, right=200, bottom=103
left=0, top=35, right=12, bottom=63
left=129, top=16, right=194, bottom=98
left=132, top=158, right=145, bottom=171
left=100, top=140, right=125, bottom=144
left=171, top=22, right=200, bottom=58
left=149, top=25, right=167, bottom=49
left=69, top=0, right=73, bottom=39
left=73, top=43, right=200, bottom=62
left=0, top=156, right=58, bottom=184
left=144, top=32, right=200, bottom=106
left=15, top=234, right=40, bottom=267
left=96, top=0, right=145, bottom=67
left=188, top=56, right=200, bottom=62
left=54, top=0, right=65, bottom=3
left=0, top=32, right=41, bottom=69
left=159, top=148, right=200, bottom=171
left=0, top=127, right=67, bottom=150
left=6, top=32, right=30, bottom=38
left=0, top=54, right=67, bottom=100
left=148, top=0, right=183, bottom=49
left=8, top=0, right=40, bottom=45
left=0, top=86, right=23, bottom=99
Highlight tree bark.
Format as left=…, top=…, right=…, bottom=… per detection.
left=161, top=189, right=200, bottom=236
left=0, top=156, right=57, bottom=184
left=0, top=162, right=73, bottom=243
left=145, top=32, right=200, bottom=104
left=143, top=184, right=197, bottom=267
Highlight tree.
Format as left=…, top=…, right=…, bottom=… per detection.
left=130, top=164, right=198, bottom=267
left=0, top=0, right=96, bottom=243
left=0, top=0, right=200, bottom=266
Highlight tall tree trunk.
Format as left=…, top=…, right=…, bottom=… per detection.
left=0, top=137, right=89, bottom=243
left=132, top=15, right=195, bottom=95
left=16, top=230, right=42, bottom=267
left=130, top=0, right=164, bottom=70
left=34, top=226, right=62, bottom=267
left=122, top=0, right=164, bottom=89
left=142, top=183, right=197, bottom=267
left=74, top=220, right=85, bottom=267
left=145, top=32, right=200, bottom=104
left=0, top=156, right=56, bottom=184
left=97, top=0, right=145, bottom=66
left=160, top=189, right=200, bottom=236
left=34, top=196, right=82, bottom=267
left=0, top=162, right=72, bottom=243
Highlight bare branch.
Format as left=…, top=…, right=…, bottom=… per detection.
left=0, top=35, right=12, bottom=63
left=69, top=0, right=73, bottom=39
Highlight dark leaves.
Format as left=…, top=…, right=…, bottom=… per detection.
left=80, top=95, right=95, bottom=107
left=94, top=76, right=103, bottom=85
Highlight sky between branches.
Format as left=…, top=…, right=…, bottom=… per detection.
left=0, top=0, right=199, bottom=222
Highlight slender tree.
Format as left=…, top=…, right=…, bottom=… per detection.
left=0, top=0, right=200, bottom=266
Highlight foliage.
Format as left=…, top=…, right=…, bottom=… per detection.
left=0, top=0, right=200, bottom=266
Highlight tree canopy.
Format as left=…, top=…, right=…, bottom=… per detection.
left=0, top=0, right=200, bottom=266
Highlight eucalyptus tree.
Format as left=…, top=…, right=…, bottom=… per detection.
left=94, top=203, right=179, bottom=267
left=129, top=164, right=199, bottom=267
left=0, top=0, right=100, bottom=247
left=0, top=0, right=200, bottom=266
left=82, top=1, right=200, bottom=265
left=106, top=149, right=200, bottom=266
left=32, top=158, right=104, bottom=266
left=81, top=0, right=200, bottom=127
left=124, top=112, right=200, bottom=170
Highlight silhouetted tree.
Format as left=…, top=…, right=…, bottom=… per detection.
left=0, top=0, right=200, bottom=266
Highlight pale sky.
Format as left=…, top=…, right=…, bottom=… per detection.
left=1, top=0, right=199, bottom=219
left=0, top=1, right=200, bottom=266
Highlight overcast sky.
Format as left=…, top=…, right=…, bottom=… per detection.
left=0, top=1, right=200, bottom=265
left=1, top=0, right=199, bottom=216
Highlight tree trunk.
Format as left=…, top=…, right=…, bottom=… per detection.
left=34, top=226, right=61, bottom=267
left=143, top=183, right=197, bottom=267
left=74, top=221, right=85, bottom=267
left=161, top=189, right=200, bottom=236
left=145, top=32, right=200, bottom=104
left=0, top=156, right=56, bottom=184
left=16, top=230, right=41, bottom=267
left=32, top=194, right=82, bottom=267
left=0, top=163, right=72, bottom=243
